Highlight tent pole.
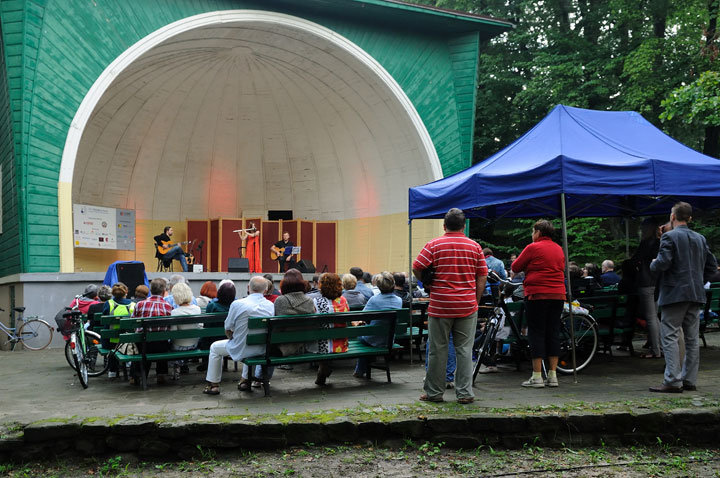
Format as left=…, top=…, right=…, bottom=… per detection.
left=625, top=217, right=630, bottom=258
left=560, top=193, right=578, bottom=383
left=408, top=219, right=413, bottom=365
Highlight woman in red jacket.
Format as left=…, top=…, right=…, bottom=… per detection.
left=511, top=219, right=566, bottom=389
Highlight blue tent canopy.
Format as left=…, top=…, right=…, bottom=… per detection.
left=408, top=105, right=720, bottom=219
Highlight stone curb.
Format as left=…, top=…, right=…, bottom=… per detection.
left=1, top=408, right=718, bottom=461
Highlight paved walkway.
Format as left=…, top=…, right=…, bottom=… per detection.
left=2, top=334, right=720, bottom=425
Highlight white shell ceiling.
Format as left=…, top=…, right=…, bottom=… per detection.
left=72, top=21, right=437, bottom=221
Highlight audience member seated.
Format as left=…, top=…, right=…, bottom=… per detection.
left=353, top=271, right=402, bottom=378
left=197, top=281, right=237, bottom=372
left=576, top=263, right=602, bottom=295
left=392, top=272, right=412, bottom=309
left=309, top=273, right=350, bottom=386
left=203, top=276, right=274, bottom=395
left=132, top=278, right=173, bottom=385
left=600, top=260, right=621, bottom=286
left=483, top=248, right=508, bottom=280
left=133, top=284, right=149, bottom=301
left=341, top=274, right=368, bottom=308
left=263, top=274, right=281, bottom=296
left=196, top=281, right=217, bottom=310
left=71, top=284, right=100, bottom=314
left=253, top=269, right=319, bottom=382
left=164, top=275, right=198, bottom=308
left=263, top=278, right=280, bottom=303
left=87, top=285, right=112, bottom=329
left=169, top=282, right=202, bottom=379
left=349, top=267, right=374, bottom=300
left=362, top=272, right=376, bottom=296
left=307, top=275, right=321, bottom=299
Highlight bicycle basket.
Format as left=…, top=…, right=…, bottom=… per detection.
left=54, top=308, right=77, bottom=336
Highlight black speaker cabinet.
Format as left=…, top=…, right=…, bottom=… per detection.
left=228, top=257, right=250, bottom=272
left=268, top=210, right=293, bottom=220
left=116, top=262, right=146, bottom=298
left=297, top=259, right=316, bottom=273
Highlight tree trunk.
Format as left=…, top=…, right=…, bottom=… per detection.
left=704, top=125, right=720, bottom=157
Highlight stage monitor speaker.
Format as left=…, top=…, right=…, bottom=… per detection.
left=228, top=257, right=250, bottom=272
left=268, top=210, right=293, bottom=220
left=296, top=259, right=316, bottom=274
left=116, top=262, right=146, bottom=298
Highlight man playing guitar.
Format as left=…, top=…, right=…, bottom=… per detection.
left=270, top=231, right=297, bottom=273
left=154, top=226, right=189, bottom=272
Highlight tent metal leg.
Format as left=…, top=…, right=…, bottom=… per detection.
left=560, top=193, right=578, bottom=383
left=408, top=220, right=413, bottom=365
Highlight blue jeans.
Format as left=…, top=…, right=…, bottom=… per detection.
left=425, top=332, right=456, bottom=382
left=162, top=245, right=188, bottom=271
left=354, top=336, right=381, bottom=376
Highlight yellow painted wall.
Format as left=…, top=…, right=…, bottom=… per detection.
left=336, top=213, right=442, bottom=274
left=73, top=220, right=187, bottom=273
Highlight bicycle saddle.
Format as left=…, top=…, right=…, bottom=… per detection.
left=13, top=306, right=25, bottom=313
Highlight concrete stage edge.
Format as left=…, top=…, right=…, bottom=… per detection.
left=0, top=271, right=305, bottom=349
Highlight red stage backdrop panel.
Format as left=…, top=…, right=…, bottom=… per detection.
left=300, top=220, right=314, bottom=264
left=315, top=222, right=337, bottom=273
left=186, top=220, right=208, bottom=269
left=282, top=220, right=298, bottom=251
left=262, top=221, right=280, bottom=273
left=209, top=219, right=220, bottom=272
left=220, top=219, right=243, bottom=272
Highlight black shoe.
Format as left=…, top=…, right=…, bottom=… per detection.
left=649, top=384, right=683, bottom=393
left=683, top=383, right=697, bottom=391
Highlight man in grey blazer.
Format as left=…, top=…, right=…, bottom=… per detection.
left=649, top=202, right=717, bottom=393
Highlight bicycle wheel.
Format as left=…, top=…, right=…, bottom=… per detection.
left=17, top=319, right=53, bottom=350
left=66, top=331, right=108, bottom=377
left=557, top=314, right=598, bottom=375
left=472, top=318, right=499, bottom=385
left=73, top=340, right=89, bottom=389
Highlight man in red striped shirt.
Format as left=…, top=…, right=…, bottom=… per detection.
left=413, top=208, right=487, bottom=403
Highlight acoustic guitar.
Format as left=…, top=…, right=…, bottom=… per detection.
left=156, top=240, right=191, bottom=255
left=270, top=245, right=294, bottom=261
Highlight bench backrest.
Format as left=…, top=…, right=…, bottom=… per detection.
left=245, top=309, right=410, bottom=347
left=99, top=313, right=228, bottom=344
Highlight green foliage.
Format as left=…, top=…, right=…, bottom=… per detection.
left=661, top=71, right=720, bottom=126
left=411, top=0, right=720, bottom=157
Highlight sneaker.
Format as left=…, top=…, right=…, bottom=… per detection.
left=446, top=381, right=455, bottom=389
left=478, top=365, right=498, bottom=374
left=521, top=376, right=545, bottom=388
left=545, top=375, right=559, bottom=387
left=107, top=371, right=117, bottom=379
left=251, top=380, right=263, bottom=388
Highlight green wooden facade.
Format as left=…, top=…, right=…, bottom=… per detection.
left=0, top=0, right=510, bottom=277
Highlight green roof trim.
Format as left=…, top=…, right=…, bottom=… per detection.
left=355, top=0, right=514, bottom=29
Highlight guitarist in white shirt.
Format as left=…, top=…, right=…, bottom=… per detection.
left=154, top=226, right=189, bottom=272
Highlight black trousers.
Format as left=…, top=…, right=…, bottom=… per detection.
left=278, top=256, right=297, bottom=272
left=525, top=299, right=564, bottom=358
left=136, top=340, right=169, bottom=376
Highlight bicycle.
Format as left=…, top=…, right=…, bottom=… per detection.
left=472, top=272, right=599, bottom=384
left=58, top=308, right=107, bottom=378
left=0, top=306, right=54, bottom=351
left=62, top=296, right=109, bottom=388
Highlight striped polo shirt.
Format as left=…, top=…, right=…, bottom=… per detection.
left=413, top=232, right=487, bottom=318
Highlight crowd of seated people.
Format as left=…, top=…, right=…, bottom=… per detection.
left=71, top=264, right=415, bottom=392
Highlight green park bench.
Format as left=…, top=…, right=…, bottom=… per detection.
left=579, top=294, right=637, bottom=356
left=243, top=308, right=410, bottom=396
left=701, top=283, right=720, bottom=347
left=98, top=312, right=228, bottom=389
